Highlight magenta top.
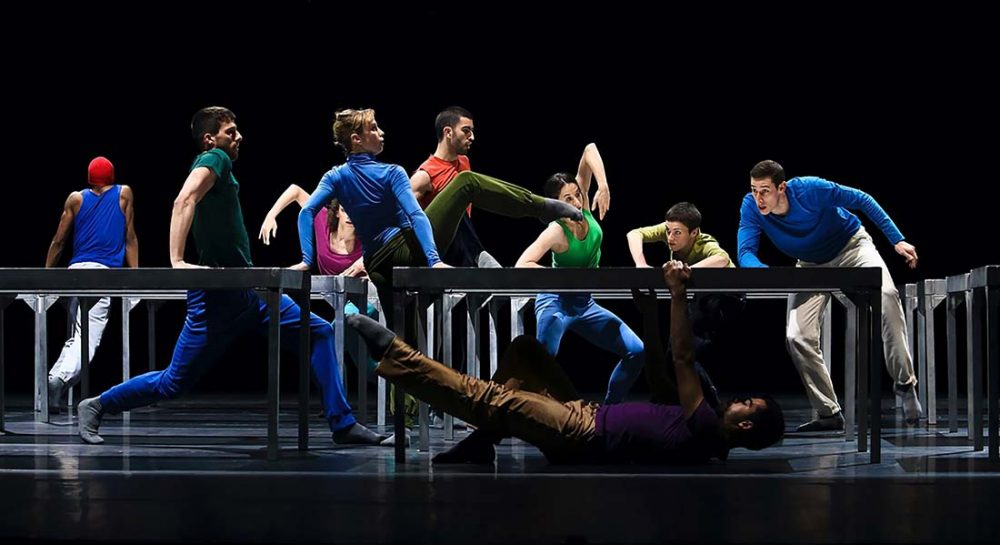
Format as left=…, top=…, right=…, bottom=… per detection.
left=314, top=208, right=363, bottom=275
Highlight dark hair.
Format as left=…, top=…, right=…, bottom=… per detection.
left=543, top=172, right=578, bottom=199
left=191, top=106, right=236, bottom=146
left=750, top=160, right=785, bottom=185
left=325, top=199, right=342, bottom=234
left=434, top=106, right=474, bottom=142
left=665, top=202, right=702, bottom=230
left=741, top=394, right=785, bottom=450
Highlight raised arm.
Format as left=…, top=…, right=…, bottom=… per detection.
left=663, top=261, right=704, bottom=418
left=515, top=224, right=567, bottom=268
left=410, top=169, right=433, bottom=202
left=626, top=223, right=666, bottom=267
left=575, top=143, right=610, bottom=220
left=259, top=184, right=311, bottom=245
left=170, top=167, right=216, bottom=269
left=120, top=185, right=139, bottom=268
left=45, top=192, right=82, bottom=267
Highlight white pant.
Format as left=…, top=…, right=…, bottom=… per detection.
left=786, top=228, right=916, bottom=417
left=48, top=262, right=112, bottom=384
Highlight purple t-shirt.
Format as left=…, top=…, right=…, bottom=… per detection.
left=314, top=208, right=363, bottom=276
left=595, top=400, right=729, bottom=464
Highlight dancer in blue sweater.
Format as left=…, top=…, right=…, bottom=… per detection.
left=737, top=160, right=921, bottom=430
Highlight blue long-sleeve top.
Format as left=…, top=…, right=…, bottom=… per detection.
left=737, top=177, right=905, bottom=267
left=298, top=153, right=441, bottom=266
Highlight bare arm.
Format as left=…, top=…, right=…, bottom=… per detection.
left=515, top=224, right=568, bottom=268
left=170, top=167, right=217, bottom=268
left=626, top=229, right=651, bottom=267
left=120, top=185, right=139, bottom=267
left=663, top=261, right=704, bottom=418
left=259, top=184, right=311, bottom=245
left=410, top=169, right=432, bottom=202
left=575, top=143, right=610, bottom=220
left=45, top=192, right=82, bottom=267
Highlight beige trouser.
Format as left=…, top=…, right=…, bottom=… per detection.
left=786, top=227, right=917, bottom=417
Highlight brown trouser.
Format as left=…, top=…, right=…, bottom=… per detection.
left=376, top=335, right=602, bottom=462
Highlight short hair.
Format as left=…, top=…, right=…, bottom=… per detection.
left=434, top=106, right=474, bottom=142
left=742, top=394, right=785, bottom=450
left=750, top=160, right=786, bottom=185
left=190, top=106, right=236, bottom=146
left=665, top=202, right=702, bottom=231
left=542, top=172, right=578, bottom=199
left=332, top=108, right=376, bottom=155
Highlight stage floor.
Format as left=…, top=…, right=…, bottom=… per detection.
left=1, top=394, right=997, bottom=544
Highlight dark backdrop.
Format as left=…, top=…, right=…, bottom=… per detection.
left=1, top=4, right=992, bottom=401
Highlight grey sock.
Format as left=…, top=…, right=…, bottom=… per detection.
left=332, top=422, right=389, bottom=445
left=78, top=396, right=105, bottom=445
left=539, top=198, right=583, bottom=223
left=345, top=314, right=395, bottom=360
left=476, top=251, right=502, bottom=269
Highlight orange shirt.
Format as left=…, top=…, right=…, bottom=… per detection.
left=417, top=154, right=472, bottom=215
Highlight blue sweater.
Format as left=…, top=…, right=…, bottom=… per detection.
left=737, top=177, right=904, bottom=267
left=298, top=153, right=441, bottom=267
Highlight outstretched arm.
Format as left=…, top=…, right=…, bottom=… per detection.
left=663, top=261, right=704, bottom=418
left=121, top=185, right=139, bottom=268
left=515, top=224, right=567, bottom=268
left=737, top=197, right=768, bottom=268
left=170, top=167, right=216, bottom=269
left=260, top=184, right=311, bottom=245
left=575, top=143, right=610, bottom=220
left=45, top=192, right=82, bottom=267
left=627, top=223, right=666, bottom=267
left=811, top=178, right=917, bottom=268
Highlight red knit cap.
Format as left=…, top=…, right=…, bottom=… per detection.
left=87, top=156, right=114, bottom=186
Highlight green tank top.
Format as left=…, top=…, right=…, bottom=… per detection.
left=551, top=208, right=602, bottom=268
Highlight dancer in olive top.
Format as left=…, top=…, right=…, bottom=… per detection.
left=516, top=143, right=644, bottom=404
left=626, top=202, right=733, bottom=268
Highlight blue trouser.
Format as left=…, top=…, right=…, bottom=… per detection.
left=100, top=289, right=356, bottom=432
left=343, top=300, right=379, bottom=380
left=534, top=293, right=645, bottom=404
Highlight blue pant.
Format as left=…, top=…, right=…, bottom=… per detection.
left=534, top=293, right=645, bottom=404
left=343, top=300, right=379, bottom=380
left=100, top=289, right=356, bottom=432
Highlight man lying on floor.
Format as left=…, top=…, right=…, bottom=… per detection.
left=347, top=261, right=784, bottom=464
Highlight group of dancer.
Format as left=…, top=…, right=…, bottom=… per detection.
left=45, top=104, right=922, bottom=465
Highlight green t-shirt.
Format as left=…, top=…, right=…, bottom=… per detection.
left=190, top=148, right=253, bottom=267
left=633, top=223, right=733, bottom=267
left=551, top=208, right=602, bottom=268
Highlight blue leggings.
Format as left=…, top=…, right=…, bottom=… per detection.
left=534, top=293, right=645, bottom=404
left=100, top=289, right=356, bottom=432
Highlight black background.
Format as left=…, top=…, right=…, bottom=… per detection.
left=1, top=3, right=993, bottom=400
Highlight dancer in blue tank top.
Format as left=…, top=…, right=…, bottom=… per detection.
left=43, top=156, right=138, bottom=410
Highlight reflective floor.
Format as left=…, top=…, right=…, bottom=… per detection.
left=1, top=394, right=998, bottom=544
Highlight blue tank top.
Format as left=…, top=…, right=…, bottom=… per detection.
left=70, top=185, right=126, bottom=267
